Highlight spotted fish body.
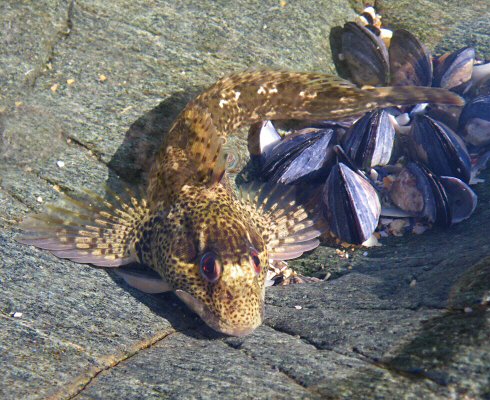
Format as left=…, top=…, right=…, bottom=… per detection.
left=19, top=70, right=463, bottom=336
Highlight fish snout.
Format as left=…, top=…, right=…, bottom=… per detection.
left=175, top=288, right=264, bottom=336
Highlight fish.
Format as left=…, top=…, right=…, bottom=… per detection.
left=18, top=70, right=463, bottom=336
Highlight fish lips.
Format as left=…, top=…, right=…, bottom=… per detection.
left=175, top=289, right=262, bottom=337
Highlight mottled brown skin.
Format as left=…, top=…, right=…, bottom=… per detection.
left=137, top=185, right=267, bottom=335
left=19, top=70, right=464, bottom=336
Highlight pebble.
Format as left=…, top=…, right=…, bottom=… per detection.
left=294, top=305, right=302, bottom=310
left=36, top=196, right=43, bottom=203
left=12, top=312, right=23, bottom=318
left=464, top=307, right=473, bottom=313
left=56, top=160, right=65, bottom=168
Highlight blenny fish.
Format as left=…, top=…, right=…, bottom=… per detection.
left=19, top=70, right=463, bottom=336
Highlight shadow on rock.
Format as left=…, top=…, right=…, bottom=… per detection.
left=105, top=264, right=228, bottom=341
left=309, top=259, right=490, bottom=398
left=107, top=87, right=203, bottom=187
left=380, top=258, right=490, bottom=392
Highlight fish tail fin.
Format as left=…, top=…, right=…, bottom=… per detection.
left=370, top=85, right=464, bottom=108
left=239, top=182, right=328, bottom=261
left=17, top=186, right=151, bottom=267
left=195, top=70, right=464, bottom=130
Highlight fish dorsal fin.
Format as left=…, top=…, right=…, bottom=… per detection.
left=186, top=106, right=228, bottom=186
left=238, top=182, right=327, bottom=261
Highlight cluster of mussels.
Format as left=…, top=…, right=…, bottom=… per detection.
left=251, top=9, right=490, bottom=246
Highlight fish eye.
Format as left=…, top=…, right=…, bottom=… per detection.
left=200, top=252, right=221, bottom=283
left=250, top=247, right=261, bottom=275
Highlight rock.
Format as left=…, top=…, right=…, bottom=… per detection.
left=376, top=0, right=490, bottom=59
left=1, top=1, right=489, bottom=399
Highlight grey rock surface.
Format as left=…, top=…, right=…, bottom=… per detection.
left=1, top=1, right=489, bottom=399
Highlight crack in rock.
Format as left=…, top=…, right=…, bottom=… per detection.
left=221, top=339, right=320, bottom=397
left=24, top=0, right=75, bottom=88
left=47, top=328, right=176, bottom=400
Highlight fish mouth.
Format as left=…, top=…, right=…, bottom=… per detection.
left=175, top=290, right=261, bottom=337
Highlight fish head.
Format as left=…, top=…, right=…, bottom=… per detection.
left=160, top=184, right=268, bottom=336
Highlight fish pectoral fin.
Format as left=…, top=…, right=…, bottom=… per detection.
left=114, top=269, right=172, bottom=293
left=238, top=182, right=327, bottom=261
left=17, top=185, right=151, bottom=267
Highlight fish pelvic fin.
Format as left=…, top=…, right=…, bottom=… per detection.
left=17, top=186, right=151, bottom=267
left=238, top=182, right=327, bottom=261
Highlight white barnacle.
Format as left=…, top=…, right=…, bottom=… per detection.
left=219, top=99, right=229, bottom=108
left=234, top=91, right=241, bottom=100
left=299, top=91, right=305, bottom=97
left=257, top=86, right=266, bottom=95
left=269, top=86, right=278, bottom=94
left=365, top=102, right=376, bottom=108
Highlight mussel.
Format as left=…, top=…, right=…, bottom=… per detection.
left=323, top=162, right=381, bottom=244
left=260, top=128, right=336, bottom=185
left=341, top=22, right=390, bottom=86
left=458, top=95, right=490, bottom=147
left=389, top=163, right=450, bottom=226
left=467, top=62, right=490, bottom=96
left=388, top=163, right=477, bottom=226
left=433, top=47, right=476, bottom=90
left=439, top=176, right=477, bottom=224
left=408, top=114, right=471, bottom=183
left=342, top=109, right=395, bottom=170
left=389, top=29, right=432, bottom=87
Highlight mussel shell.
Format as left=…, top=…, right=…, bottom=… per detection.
left=424, top=166, right=451, bottom=227
left=341, top=22, right=390, bottom=86
left=248, top=120, right=281, bottom=169
left=261, top=129, right=336, bottom=185
left=468, top=62, right=490, bottom=97
left=323, top=162, right=381, bottom=244
left=439, top=176, right=477, bottom=224
left=408, top=114, right=471, bottom=183
left=433, top=47, right=475, bottom=89
left=342, top=109, right=395, bottom=170
left=389, top=162, right=438, bottom=222
left=389, top=29, right=432, bottom=86
left=258, top=120, right=281, bottom=155
left=458, top=95, right=490, bottom=147
left=388, top=163, right=452, bottom=227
